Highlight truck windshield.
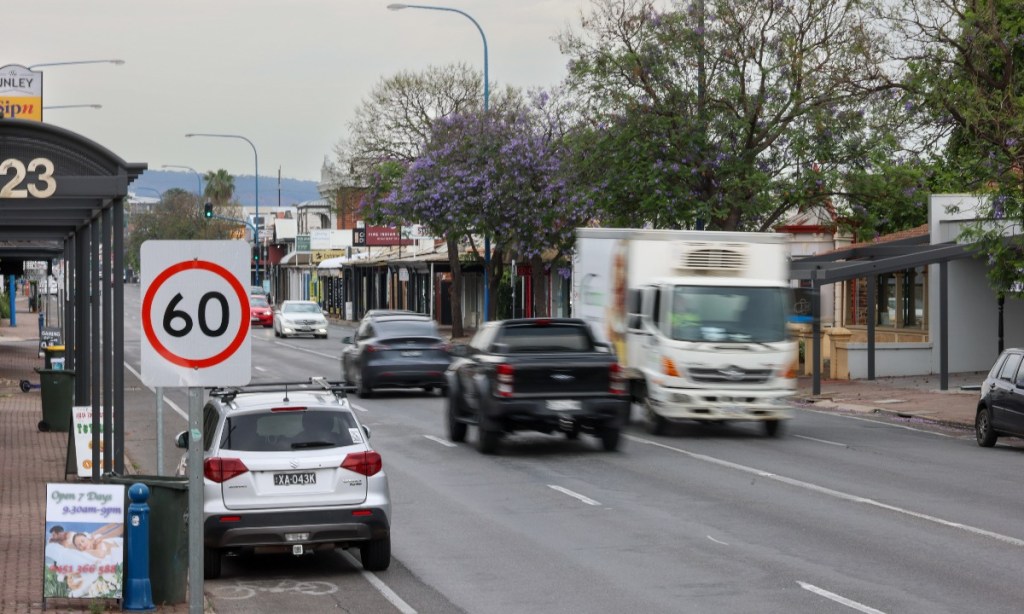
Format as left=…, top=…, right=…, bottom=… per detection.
left=668, top=286, right=789, bottom=343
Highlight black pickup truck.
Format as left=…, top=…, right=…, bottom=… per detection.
left=445, top=318, right=630, bottom=454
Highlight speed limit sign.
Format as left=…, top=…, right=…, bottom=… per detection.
left=140, top=240, right=252, bottom=386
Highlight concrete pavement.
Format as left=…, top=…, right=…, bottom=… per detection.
left=1, top=297, right=993, bottom=612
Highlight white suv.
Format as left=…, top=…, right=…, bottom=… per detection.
left=175, top=380, right=391, bottom=579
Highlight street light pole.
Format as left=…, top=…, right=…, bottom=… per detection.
left=161, top=164, right=203, bottom=197
left=28, top=59, right=125, bottom=70
left=185, top=133, right=260, bottom=285
left=42, top=104, right=102, bottom=110
left=387, top=2, right=492, bottom=322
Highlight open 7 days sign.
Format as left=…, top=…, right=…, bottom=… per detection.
left=140, top=241, right=252, bottom=387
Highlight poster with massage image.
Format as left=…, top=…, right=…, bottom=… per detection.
left=43, top=483, right=125, bottom=600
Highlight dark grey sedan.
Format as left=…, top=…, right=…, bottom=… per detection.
left=341, top=315, right=452, bottom=398
left=976, top=347, right=1024, bottom=446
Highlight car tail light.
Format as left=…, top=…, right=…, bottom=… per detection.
left=204, top=458, right=249, bottom=483
left=662, top=356, right=680, bottom=377
left=609, top=363, right=628, bottom=395
left=496, top=363, right=514, bottom=398
left=341, top=450, right=383, bottom=476
left=434, top=341, right=452, bottom=352
left=365, top=343, right=386, bottom=353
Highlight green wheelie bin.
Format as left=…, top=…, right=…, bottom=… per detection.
left=35, top=368, right=74, bottom=432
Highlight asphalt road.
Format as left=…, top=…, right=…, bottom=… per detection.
left=119, top=284, right=1024, bottom=613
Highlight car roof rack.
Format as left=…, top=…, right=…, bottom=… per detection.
left=208, top=377, right=356, bottom=403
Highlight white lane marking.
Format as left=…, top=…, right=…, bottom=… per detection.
left=624, top=434, right=1024, bottom=547
left=349, top=403, right=369, bottom=413
left=123, top=362, right=188, bottom=421
left=793, top=434, right=848, bottom=447
left=424, top=435, right=456, bottom=448
left=798, top=582, right=886, bottom=614
left=799, top=407, right=955, bottom=437
left=339, top=550, right=417, bottom=614
left=271, top=341, right=338, bottom=360
left=547, top=485, right=601, bottom=506
left=254, top=365, right=267, bottom=372
left=707, top=535, right=729, bottom=546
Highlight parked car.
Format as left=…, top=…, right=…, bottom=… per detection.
left=341, top=312, right=451, bottom=398
left=174, top=380, right=391, bottom=578
left=249, top=294, right=273, bottom=328
left=273, top=300, right=329, bottom=339
left=446, top=318, right=630, bottom=454
left=976, top=348, right=1024, bottom=446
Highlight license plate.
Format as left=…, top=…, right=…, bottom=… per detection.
left=547, top=400, right=581, bottom=411
left=401, top=350, right=422, bottom=357
left=285, top=532, right=309, bottom=542
left=274, top=472, right=316, bottom=486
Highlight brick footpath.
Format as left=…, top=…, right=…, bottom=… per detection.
left=0, top=296, right=200, bottom=613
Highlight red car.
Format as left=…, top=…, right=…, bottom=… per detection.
left=250, top=295, right=273, bottom=328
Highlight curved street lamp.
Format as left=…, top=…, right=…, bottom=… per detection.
left=161, top=164, right=203, bottom=196
left=28, top=59, right=125, bottom=70
left=42, top=104, right=102, bottom=110
left=184, top=133, right=260, bottom=285
left=387, top=2, right=492, bottom=321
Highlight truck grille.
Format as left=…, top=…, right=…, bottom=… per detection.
left=689, top=367, right=772, bottom=384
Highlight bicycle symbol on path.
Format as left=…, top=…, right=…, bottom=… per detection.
left=209, top=578, right=339, bottom=600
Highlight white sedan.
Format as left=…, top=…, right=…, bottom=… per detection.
left=273, top=300, right=329, bottom=339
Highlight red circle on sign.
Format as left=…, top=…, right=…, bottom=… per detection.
left=142, top=260, right=251, bottom=369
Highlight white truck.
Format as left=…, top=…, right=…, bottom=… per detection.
left=573, top=228, right=798, bottom=436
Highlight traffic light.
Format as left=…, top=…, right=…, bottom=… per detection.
left=203, top=202, right=213, bottom=219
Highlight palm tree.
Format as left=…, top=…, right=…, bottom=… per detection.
left=203, top=169, right=235, bottom=206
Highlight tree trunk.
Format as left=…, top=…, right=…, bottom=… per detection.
left=487, top=247, right=504, bottom=321
left=530, top=254, right=549, bottom=318
left=447, top=235, right=464, bottom=339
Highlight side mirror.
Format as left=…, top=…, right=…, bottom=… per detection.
left=450, top=343, right=469, bottom=357
left=492, top=343, right=511, bottom=354
left=342, top=336, right=352, bottom=345
left=594, top=341, right=612, bottom=353
left=175, top=431, right=189, bottom=449
left=362, top=425, right=371, bottom=440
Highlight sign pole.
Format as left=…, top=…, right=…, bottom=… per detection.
left=155, top=387, right=164, bottom=476
left=187, top=386, right=204, bottom=614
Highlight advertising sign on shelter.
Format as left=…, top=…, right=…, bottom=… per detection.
left=0, top=65, right=43, bottom=121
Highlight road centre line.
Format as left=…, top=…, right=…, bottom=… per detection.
left=798, top=582, right=886, bottom=614
left=424, top=435, right=456, bottom=447
left=339, top=550, right=417, bottom=614
left=793, top=434, right=848, bottom=447
left=123, top=361, right=188, bottom=421
left=707, top=535, right=729, bottom=546
left=547, top=485, right=601, bottom=506
left=625, top=434, right=1024, bottom=548
left=349, top=403, right=369, bottom=413
left=270, top=340, right=338, bottom=360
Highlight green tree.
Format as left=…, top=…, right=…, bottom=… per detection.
left=124, top=189, right=240, bottom=272
left=883, top=0, right=1024, bottom=293
left=202, top=169, right=235, bottom=207
left=558, top=0, right=906, bottom=232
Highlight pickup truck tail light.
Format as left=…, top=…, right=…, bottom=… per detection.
left=609, top=363, right=628, bottom=395
left=496, top=363, right=515, bottom=398
left=341, top=450, right=383, bottom=476
left=204, top=458, right=249, bottom=483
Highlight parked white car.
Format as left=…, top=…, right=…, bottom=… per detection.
left=273, top=300, right=329, bottom=339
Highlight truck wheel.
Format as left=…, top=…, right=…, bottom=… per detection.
left=447, top=394, right=468, bottom=443
left=599, top=427, right=621, bottom=451
left=764, top=420, right=784, bottom=437
left=646, top=400, right=668, bottom=435
left=477, top=427, right=500, bottom=454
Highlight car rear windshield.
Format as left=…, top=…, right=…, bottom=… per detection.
left=219, top=409, right=360, bottom=452
left=377, top=319, right=439, bottom=338
left=250, top=296, right=269, bottom=307
left=497, top=323, right=594, bottom=352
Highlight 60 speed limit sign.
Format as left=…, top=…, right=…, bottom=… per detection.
left=140, top=240, right=252, bottom=387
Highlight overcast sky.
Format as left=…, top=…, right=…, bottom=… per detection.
left=9, top=1, right=589, bottom=182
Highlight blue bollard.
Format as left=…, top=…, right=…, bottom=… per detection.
left=124, top=483, right=156, bottom=611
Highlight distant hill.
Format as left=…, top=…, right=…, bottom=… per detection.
left=129, top=170, right=322, bottom=207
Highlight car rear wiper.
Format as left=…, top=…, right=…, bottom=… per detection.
left=290, top=441, right=336, bottom=449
